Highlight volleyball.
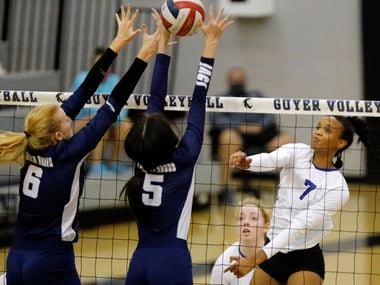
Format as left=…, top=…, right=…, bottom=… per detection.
left=161, top=0, right=206, bottom=37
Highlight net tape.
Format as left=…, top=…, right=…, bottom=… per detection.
left=1, top=90, right=380, bottom=116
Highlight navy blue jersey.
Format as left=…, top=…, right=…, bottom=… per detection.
left=127, top=54, right=214, bottom=247
left=13, top=51, right=148, bottom=246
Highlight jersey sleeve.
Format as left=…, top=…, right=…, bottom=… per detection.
left=58, top=58, right=148, bottom=160
left=147, top=54, right=171, bottom=114
left=210, top=254, right=228, bottom=285
left=262, top=179, right=350, bottom=258
left=174, top=57, right=214, bottom=164
left=106, top=58, right=148, bottom=114
left=247, top=143, right=297, bottom=172
left=61, top=48, right=117, bottom=120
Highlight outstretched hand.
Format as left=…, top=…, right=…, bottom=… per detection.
left=201, top=6, right=233, bottom=58
left=229, top=151, right=252, bottom=169
left=202, top=6, right=233, bottom=42
left=137, top=25, right=161, bottom=62
left=151, top=8, right=176, bottom=54
left=151, top=9, right=170, bottom=39
left=110, top=4, right=142, bottom=53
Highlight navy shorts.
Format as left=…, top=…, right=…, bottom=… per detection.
left=125, top=248, right=192, bottom=285
left=6, top=248, right=80, bottom=285
left=259, top=244, right=325, bottom=283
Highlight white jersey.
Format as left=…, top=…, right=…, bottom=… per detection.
left=248, top=143, right=349, bottom=258
left=0, top=273, right=6, bottom=285
left=210, top=242, right=254, bottom=285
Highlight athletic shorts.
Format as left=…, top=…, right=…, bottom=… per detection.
left=125, top=248, right=192, bottom=285
left=258, top=244, right=325, bottom=283
left=6, top=247, right=80, bottom=285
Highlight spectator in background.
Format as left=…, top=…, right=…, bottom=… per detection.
left=71, top=47, right=132, bottom=178
left=210, top=198, right=270, bottom=285
left=209, top=67, right=292, bottom=204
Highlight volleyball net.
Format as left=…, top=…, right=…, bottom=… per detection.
left=0, top=91, right=379, bottom=284
left=2, top=90, right=380, bottom=115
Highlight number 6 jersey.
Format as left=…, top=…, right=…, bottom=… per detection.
left=14, top=50, right=148, bottom=246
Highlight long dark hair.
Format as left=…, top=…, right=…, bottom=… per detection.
left=124, top=113, right=179, bottom=170
left=333, top=116, right=371, bottom=168
left=121, top=113, right=179, bottom=202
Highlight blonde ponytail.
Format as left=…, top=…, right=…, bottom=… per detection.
left=24, top=104, right=61, bottom=150
left=0, top=131, right=28, bottom=166
left=0, top=104, right=61, bottom=166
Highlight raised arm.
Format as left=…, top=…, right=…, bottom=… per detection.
left=61, top=25, right=160, bottom=160
left=147, top=8, right=172, bottom=114
left=62, top=5, right=141, bottom=119
left=107, top=25, right=160, bottom=114
left=175, top=7, right=233, bottom=163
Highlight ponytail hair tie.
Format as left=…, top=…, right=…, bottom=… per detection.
left=334, top=152, right=343, bottom=169
left=24, top=131, right=30, bottom=138
left=346, top=116, right=356, bottom=125
left=346, top=116, right=358, bottom=132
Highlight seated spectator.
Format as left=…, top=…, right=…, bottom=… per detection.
left=210, top=198, right=270, bottom=284
left=209, top=67, right=292, bottom=203
left=71, top=47, right=131, bottom=178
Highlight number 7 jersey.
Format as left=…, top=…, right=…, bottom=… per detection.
left=247, top=143, right=349, bottom=258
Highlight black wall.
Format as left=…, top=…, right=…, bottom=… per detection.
left=361, top=0, right=380, bottom=181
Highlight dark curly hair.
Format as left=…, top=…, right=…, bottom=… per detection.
left=332, top=116, right=371, bottom=168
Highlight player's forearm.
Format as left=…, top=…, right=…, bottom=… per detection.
left=157, top=33, right=171, bottom=55
left=109, top=37, right=129, bottom=54
left=248, top=153, right=279, bottom=172
left=147, top=54, right=170, bottom=114
left=202, top=40, right=218, bottom=59
left=253, top=250, right=268, bottom=266
left=182, top=57, right=215, bottom=152
left=108, top=57, right=147, bottom=111
left=137, top=47, right=157, bottom=62
left=187, top=57, right=214, bottom=126
left=62, top=48, right=118, bottom=118
left=79, top=48, right=118, bottom=93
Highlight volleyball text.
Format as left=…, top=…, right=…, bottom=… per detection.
left=273, top=98, right=380, bottom=113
